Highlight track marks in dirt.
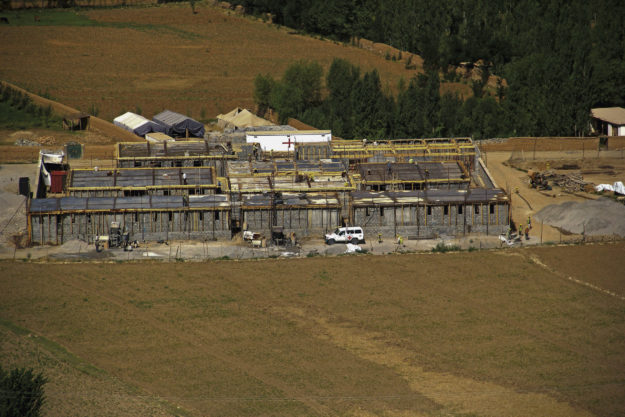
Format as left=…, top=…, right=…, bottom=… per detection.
left=278, top=306, right=594, bottom=417
left=526, top=252, right=625, bottom=302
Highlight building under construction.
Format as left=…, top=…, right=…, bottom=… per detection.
left=115, top=140, right=236, bottom=176
left=355, top=161, right=470, bottom=191
left=28, top=195, right=232, bottom=245
left=351, top=188, right=509, bottom=239
left=66, top=167, right=219, bottom=197
left=28, top=135, right=509, bottom=244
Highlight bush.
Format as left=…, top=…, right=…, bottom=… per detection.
left=431, top=242, right=461, bottom=253
left=0, top=366, right=47, bottom=417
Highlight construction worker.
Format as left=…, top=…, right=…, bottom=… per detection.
left=518, top=222, right=524, bottom=238
left=527, top=215, right=532, bottom=229
left=525, top=225, right=530, bottom=240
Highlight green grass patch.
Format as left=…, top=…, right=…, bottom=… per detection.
left=0, top=102, right=62, bottom=130
left=2, top=9, right=202, bottom=40
left=431, top=242, right=462, bottom=253
left=0, top=316, right=104, bottom=377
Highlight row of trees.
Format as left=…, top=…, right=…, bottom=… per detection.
left=0, top=84, right=59, bottom=128
left=242, top=0, right=625, bottom=137
left=256, top=59, right=509, bottom=139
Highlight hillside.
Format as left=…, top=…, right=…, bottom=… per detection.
left=0, top=4, right=428, bottom=122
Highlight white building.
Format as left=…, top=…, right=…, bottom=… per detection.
left=245, top=130, right=332, bottom=152
left=591, top=107, right=625, bottom=136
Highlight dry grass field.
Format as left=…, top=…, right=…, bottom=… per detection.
left=1, top=243, right=624, bottom=416
left=0, top=4, right=435, bottom=122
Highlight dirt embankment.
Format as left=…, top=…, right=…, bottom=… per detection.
left=0, top=81, right=141, bottom=143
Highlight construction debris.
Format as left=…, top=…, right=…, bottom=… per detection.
left=530, top=170, right=592, bottom=193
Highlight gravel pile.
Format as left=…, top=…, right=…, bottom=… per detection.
left=534, top=198, right=625, bottom=237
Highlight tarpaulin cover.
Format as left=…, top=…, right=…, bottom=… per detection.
left=595, top=181, right=625, bottom=195
left=153, top=110, right=205, bottom=138
left=114, top=112, right=167, bottom=137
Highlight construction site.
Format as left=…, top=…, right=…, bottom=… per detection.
left=22, top=134, right=512, bottom=248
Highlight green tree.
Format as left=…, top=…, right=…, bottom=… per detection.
left=253, top=73, right=275, bottom=116
left=0, top=366, right=47, bottom=417
left=269, top=60, right=323, bottom=123
left=325, top=58, right=360, bottom=137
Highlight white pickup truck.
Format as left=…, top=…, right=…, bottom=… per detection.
left=325, top=227, right=365, bottom=245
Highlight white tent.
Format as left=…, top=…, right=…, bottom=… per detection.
left=114, top=112, right=167, bottom=137
left=217, top=108, right=272, bottom=129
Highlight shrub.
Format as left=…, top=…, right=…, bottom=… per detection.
left=0, top=366, right=47, bottom=417
left=431, top=242, right=461, bottom=253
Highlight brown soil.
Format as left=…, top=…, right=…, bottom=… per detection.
left=1, top=243, right=624, bottom=416
left=0, top=4, right=425, bottom=122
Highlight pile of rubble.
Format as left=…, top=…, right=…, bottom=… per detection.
left=542, top=170, right=593, bottom=193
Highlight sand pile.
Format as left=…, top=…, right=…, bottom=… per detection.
left=534, top=198, right=625, bottom=237
left=59, top=239, right=90, bottom=252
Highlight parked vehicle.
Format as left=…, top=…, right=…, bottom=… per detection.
left=325, top=227, right=365, bottom=245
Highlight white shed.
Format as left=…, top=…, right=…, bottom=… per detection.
left=245, top=130, right=332, bottom=152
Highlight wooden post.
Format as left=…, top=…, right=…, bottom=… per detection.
left=540, top=221, right=543, bottom=244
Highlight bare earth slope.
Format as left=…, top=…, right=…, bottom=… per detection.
left=0, top=4, right=420, bottom=121
left=1, top=243, right=624, bottom=416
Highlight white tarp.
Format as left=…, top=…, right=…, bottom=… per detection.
left=114, top=112, right=150, bottom=131
left=345, top=243, right=362, bottom=253
left=246, top=130, right=331, bottom=152
left=40, top=151, right=64, bottom=186
left=41, top=152, right=64, bottom=164
left=595, top=181, right=625, bottom=195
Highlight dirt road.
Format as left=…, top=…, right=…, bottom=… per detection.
left=483, top=151, right=596, bottom=242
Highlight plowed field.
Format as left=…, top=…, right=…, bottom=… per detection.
left=2, top=242, right=624, bottom=416
left=0, top=5, right=426, bottom=122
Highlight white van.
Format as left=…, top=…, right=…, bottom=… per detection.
left=325, top=227, right=365, bottom=245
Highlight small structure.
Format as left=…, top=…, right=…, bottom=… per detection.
left=590, top=107, right=625, bottom=136
left=35, top=150, right=67, bottom=198
left=145, top=132, right=175, bottom=143
left=114, top=112, right=167, bottom=137
left=153, top=110, right=205, bottom=138
left=246, top=130, right=332, bottom=152
left=62, top=112, right=90, bottom=131
left=217, top=107, right=273, bottom=130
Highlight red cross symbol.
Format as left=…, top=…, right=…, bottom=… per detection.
left=282, top=135, right=295, bottom=150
